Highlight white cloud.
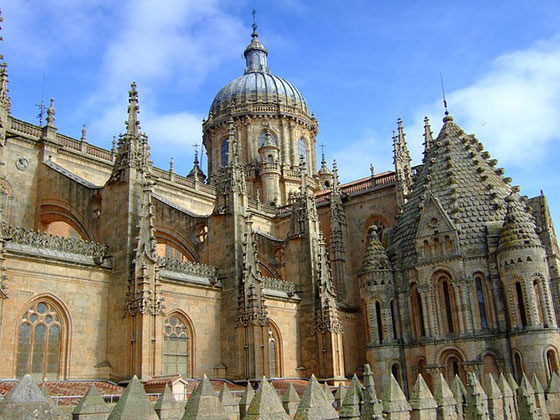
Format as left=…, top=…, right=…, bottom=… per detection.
left=406, top=35, right=560, bottom=168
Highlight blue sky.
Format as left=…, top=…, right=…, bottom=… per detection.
left=2, top=1, right=560, bottom=223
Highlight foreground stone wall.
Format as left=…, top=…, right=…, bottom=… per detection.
left=3, top=364, right=560, bottom=420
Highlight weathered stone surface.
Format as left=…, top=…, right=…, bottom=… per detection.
left=0, top=374, right=61, bottom=420
left=218, top=384, right=239, bottom=420
left=484, top=375, right=503, bottom=420
left=72, top=384, right=112, bottom=420
left=452, top=376, right=467, bottom=420
left=335, top=383, right=348, bottom=410
left=339, top=375, right=362, bottom=419
left=465, top=372, right=489, bottom=420
left=410, top=374, right=437, bottom=420
left=362, top=364, right=383, bottom=420
left=432, top=374, right=457, bottom=420
left=497, top=373, right=517, bottom=420
left=238, top=383, right=254, bottom=419
left=182, top=375, right=229, bottom=420
left=282, top=383, right=300, bottom=416
left=322, top=382, right=335, bottom=404
left=244, top=377, right=289, bottom=420
left=107, top=375, right=158, bottom=420
left=382, top=374, right=411, bottom=420
left=517, top=374, right=538, bottom=420
left=546, top=373, right=560, bottom=419
left=294, top=374, right=338, bottom=420
left=532, top=374, right=550, bottom=420
left=154, top=385, right=181, bottom=420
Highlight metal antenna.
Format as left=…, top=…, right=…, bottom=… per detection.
left=440, top=72, right=449, bottom=116
left=36, top=72, right=46, bottom=126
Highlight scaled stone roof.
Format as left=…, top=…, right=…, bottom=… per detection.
left=498, top=193, right=542, bottom=251
left=388, top=115, right=512, bottom=267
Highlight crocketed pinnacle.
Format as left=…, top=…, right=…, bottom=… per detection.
left=423, top=116, right=433, bottom=156
left=388, top=114, right=513, bottom=267
left=126, top=82, right=140, bottom=135
left=498, top=192, right=542, bottom=251
left=361, top=225, right=390, bottom=272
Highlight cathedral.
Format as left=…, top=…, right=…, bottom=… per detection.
left=0, top=15, right=559, bottom=396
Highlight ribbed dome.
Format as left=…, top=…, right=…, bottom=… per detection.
left=210, top=73, right=309, bottom=116
left=208, top=24, right=309, bottom=117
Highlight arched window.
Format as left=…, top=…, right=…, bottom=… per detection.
left=514, top=351, right=524, bottom=382
left=442, top=280, right=455, bottom=333
left=375, top=301, right=384, bottom=344
left=163, top=315, right=192, bottom=376
left=547, top=349, right=559, bottom=379
left=221, top=139, right=228, bottom=167
left=390, top=299, right=398, bottom=340
left=391, top=363, right=401, bottom=385
left=156, top=239, right=195, bottom=262
left=361, top=299, right=371, bottom=341
left=16, top=300, right=65, bottom=380
left=533, top=279, right=544, bottom=325
left=410, top=284, right=426, bottom=339
left=440, top=349, right=465, bottom=385
left=515, top=282, right=528, bottom=327
left=267, top=320, right=283, bottom=378
left=475, top=276, right=489, bottom=330
left=297, top=138, right=307, bottom=164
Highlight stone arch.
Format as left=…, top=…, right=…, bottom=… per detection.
left=14, top=294, right=72, bottom=380
left=409, top=282, right=426, bottom=340
left=437, top=346, right=467, bottom=384
left=472, top=271, right=494, bottom=330
left=512, top=348, right=524, bottom=382
left=479, top=350, right=501, bottom=383
left=391, top=360, right=403, bottom=386
left=163, top=309, right=196, bottom=378
left=258, top=260, right=280, bottom=279
left=267, top=318, right=283, bottom=378
left=155, top=227, right=198, bottom=263
left=417, top=357, right=432, bottom=389
left=433, top=270, right=459, bottom=335
left=39, top=200, right=93, bottom=241
left=544, top=345, right=559, bottom=382
left=531, top=272, right=549, bottom=326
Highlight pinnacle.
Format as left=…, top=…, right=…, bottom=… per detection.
left=383, top=374, right=410, bottom=409
left=72, top=384, right=111, bottom=416
left=547, top=372, right=560, bottom=394
left=182, top=375, right=229, bottom=420
left=339, top=375, right=363, bottom=418
left=497, top=373, right=514, bottom=397
left=218, top=383, right=237, bottom=406
left=283, top=383, right=301, bottom=403
left=294, top=374, right=338, bottom=420
left=245, top=377, right=289, bottom=420
left=154, top=384, right=180, bottom=412
left=499, top=192, right=542, bottom=251
left=409, top=374, right=437, bottom=410
left=107, top=375, right=158, bottom=420
left=322, top=382, right=335, bottom=403
left=485, top=375, right=502, bottom=399
left=432, top=374, right=455, bottom=404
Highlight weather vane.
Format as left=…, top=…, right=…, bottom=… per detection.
left=36, top=73, right=46, bottom=126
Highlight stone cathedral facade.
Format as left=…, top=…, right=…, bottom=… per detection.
left=0, top=17, right=559, bottom=394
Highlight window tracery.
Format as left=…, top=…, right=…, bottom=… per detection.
left=163, top=315, right=192, bottom=376
left=16, top=301, right=64, bottom=380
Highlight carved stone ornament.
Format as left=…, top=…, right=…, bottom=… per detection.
left=15, top=157, right=28, bottom=171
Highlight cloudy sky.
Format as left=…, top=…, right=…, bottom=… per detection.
left=2, top=1, right=560, bottom=221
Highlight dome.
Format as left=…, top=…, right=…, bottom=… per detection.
left=208, top=23, right=309, bottom=117
left=209, top=73, right=309, bottom=116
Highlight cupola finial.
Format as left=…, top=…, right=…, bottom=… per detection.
left=251, top=9, right=258, bottom=38
left=244, top=10, right=269, bottom=74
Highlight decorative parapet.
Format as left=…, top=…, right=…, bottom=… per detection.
left=157, top=256, right=218, bottom=285
left=1, top=222, right=109, bottom=261
left=262, top=276, right=296, bottom=294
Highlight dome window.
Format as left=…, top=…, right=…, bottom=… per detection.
left=221, top=139, right=228, bottom=167
left=297, top=138, right=308, bottom=164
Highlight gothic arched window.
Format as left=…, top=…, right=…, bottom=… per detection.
left=410, top=283, right=426, bottom=339
left=475, top=276, right=489, bottom=330
left=267, top=320, right=283, bottom=378
left=375, top=301, right=384, bottom=344
left=297, top=138, right=307, bottom=165
left=16, top=300, right=64, bottom=380
left=515, top=282, right=528, bottom=327
left=221, top=139, right=228, bottom=167
left=163, top=315, right=191, bottom=376
left=533, top=279, right=544, bottom=325
left=547, top=349, right=559, bottom=379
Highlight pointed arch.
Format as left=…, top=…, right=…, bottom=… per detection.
left=39, top=201, right=94, bottom=241
left=155, top=227, right=199, bottom=263
left=434, top=271, right=459, bottom=335
left=163, top=310, right=195, bottom=378
left=473, top=272, right=494, bottom=330
left=15, top=294, right=72, bottom=380
left=267, top=318, right=283, bottom=378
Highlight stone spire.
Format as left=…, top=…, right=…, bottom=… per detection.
left=187, top=147, right=207, bottom=182
left=498, top=192, right=542, bottom=251
left=107, top=375, right=159, bottom=420
left=423, top=116, right=433, bottom=156
left=318, top=149, right=332, bottom=189
left=245, top=376, right=290, bottom=419
left=393, top=118, right=413, bottom=209
left=294, top=374, right=338, bottom=420
left=183, top=375, right=229, bottom=419
left=0, top=10, right=11, bottom=117
left=329, top=159, right=349, bottom=303
left=244, top=11, right=269, bottom=74
left=126, top=82, right=140, bottom=136
left=109, top=83, right=151, bottom=183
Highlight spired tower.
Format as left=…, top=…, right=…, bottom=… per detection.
left=203, top=19, right=319, bottom=206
